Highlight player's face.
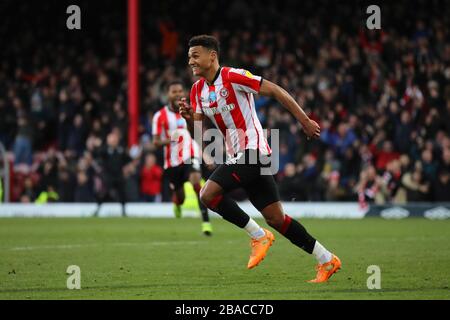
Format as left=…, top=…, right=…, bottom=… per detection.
left=188, top=46, right=214, bottom=77
left=168, top=84, right=185, bottom=111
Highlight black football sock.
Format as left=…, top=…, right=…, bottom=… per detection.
left=207, top=194, right=250, bottom=228
left=197, top=196, right=210, bottom=222
left=279, top=214, right=316, bottom=254
left=193, top=183, right=210, bottom=222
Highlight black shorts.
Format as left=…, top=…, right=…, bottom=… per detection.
left=166, top=159, right=201, bottom=190
left=208, top=149, right=280, bottom=211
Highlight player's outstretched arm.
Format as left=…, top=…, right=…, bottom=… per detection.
left=259, top=79, right=320, bottom=139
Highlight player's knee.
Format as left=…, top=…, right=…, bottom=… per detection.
left=199, top=186, right=211, bottom=206
left=200, top=186, right=223, bottom=209
left=192, top=183, right=202, bottom=194
left=265, top=214, right=285, bottom=230
left=172, top=189, right=185, bottom=205
left=189, top=172, right=201, bottom=185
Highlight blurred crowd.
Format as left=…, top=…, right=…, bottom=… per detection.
left=0, top=0, right=449, bottom=204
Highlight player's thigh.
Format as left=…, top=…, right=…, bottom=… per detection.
left=168, top=165, right=185, bottom=191
left=207, top=163, right=242, bottom=193
left=247, top=174, right=281, bottom=213
left=186, top=159, right=202, bottom=185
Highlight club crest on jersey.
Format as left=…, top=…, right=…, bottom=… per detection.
left=209, top=91, right=217, bottom=103
left=219, top=88, right=229, bottom=98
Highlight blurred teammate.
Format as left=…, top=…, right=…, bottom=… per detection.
left=179, top=35, right=341, bottom=282
left=153, top=80, right=213, bottom=236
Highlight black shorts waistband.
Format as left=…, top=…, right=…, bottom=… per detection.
left=227, top=149, right=272, bottom=167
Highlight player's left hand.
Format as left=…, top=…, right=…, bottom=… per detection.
left=179, top=98, right=193, bottom=120
left=302, top=119, right=321, bottom=140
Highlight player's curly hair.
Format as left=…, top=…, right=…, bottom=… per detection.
left=165, top=79, right=184, bottom=92
left=188, top=35, right=220, bottom=55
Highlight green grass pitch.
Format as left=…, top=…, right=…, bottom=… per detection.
left=0, top=217, right=449, bottom=300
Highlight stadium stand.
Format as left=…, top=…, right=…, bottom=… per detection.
left=0, top=0, right=449, bottom=205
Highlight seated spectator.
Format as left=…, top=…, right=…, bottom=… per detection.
left=124, top=157, right=141, bottom=203
left=74, top=170, right=95, bottom=203
left=356, top=165, right=384, bottom=206
left=278, top=163, right=302, bottom=201
left=301, top=154, right=321, bottom=200
left=340, top=147, right=361, bottom=191
left=374, top=141, right=400, bottom=171
left=66, top=114, right=88, bottom=158
left=380, top=159, right=403, bottom=203
left=400, top=164, right=430, bottom=202
left=432, top=170, right=450, bottom=202
left=13, top=117, right=33, bottom=166
left=140, top=153, right=163, bottom=202
left=421, top=149, right=438, bottom=182
left=20, top=177, right=36, bottom=203
left=57, top=167, right=75, bottom=202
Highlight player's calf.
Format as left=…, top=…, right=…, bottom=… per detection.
left=263, top=213, right=285, bottom=231
left=200, top=181, right=260, bottom=234
left=260, top=202, right=338, bottom=271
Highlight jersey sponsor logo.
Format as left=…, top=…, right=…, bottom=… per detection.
left=202, top=104, right=236, bottom=116
left=209, top=91, right=217, bottom=103
left=219, top=87, right=229, bottom=98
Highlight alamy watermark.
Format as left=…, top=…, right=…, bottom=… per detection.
left=366, top=265, right=381, bottom=290
left=66, top=5, right=81, bottom=30
left=170, top=124, right=280, bottom=175
left=366, top=5, right=381, bottom=30
left=66, top=265, right=81, bottom=290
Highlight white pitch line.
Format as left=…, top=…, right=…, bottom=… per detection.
left=7, top=241, right=202, bottom=251
left=9, top=244, right=97, bottom=251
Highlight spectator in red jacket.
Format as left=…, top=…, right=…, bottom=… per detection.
left=374, top=141, right=400, bottom=171
left=140, top=153, right=163, bottom=202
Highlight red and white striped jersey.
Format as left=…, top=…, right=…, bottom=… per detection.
left=152, top=105, right=201, bottom=169
left=190, top=67, right=271, bottom=156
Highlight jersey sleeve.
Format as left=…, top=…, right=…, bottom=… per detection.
left=152, top=111, right=162, bottom=136
left=227, top=68, right=263, bottom=94
left=190, top=82, right=203, bottom=115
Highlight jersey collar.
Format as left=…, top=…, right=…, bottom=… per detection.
left=206, top=66, right=222, bottom=86
left=166, top=104, right=177, bottom=113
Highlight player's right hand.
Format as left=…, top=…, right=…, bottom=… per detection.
left=302, top=119, right=321, bottom=140
left=179, top=98, right=193, bottom=120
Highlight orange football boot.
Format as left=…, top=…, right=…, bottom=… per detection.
left=308, top=254, right=342, bottom=283
left=247, top=228, right=275, bottom=269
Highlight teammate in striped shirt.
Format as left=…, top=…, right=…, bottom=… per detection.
left=153, top=80, right=212, bottom=236
left=179, top=35, right=341, bottom=283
